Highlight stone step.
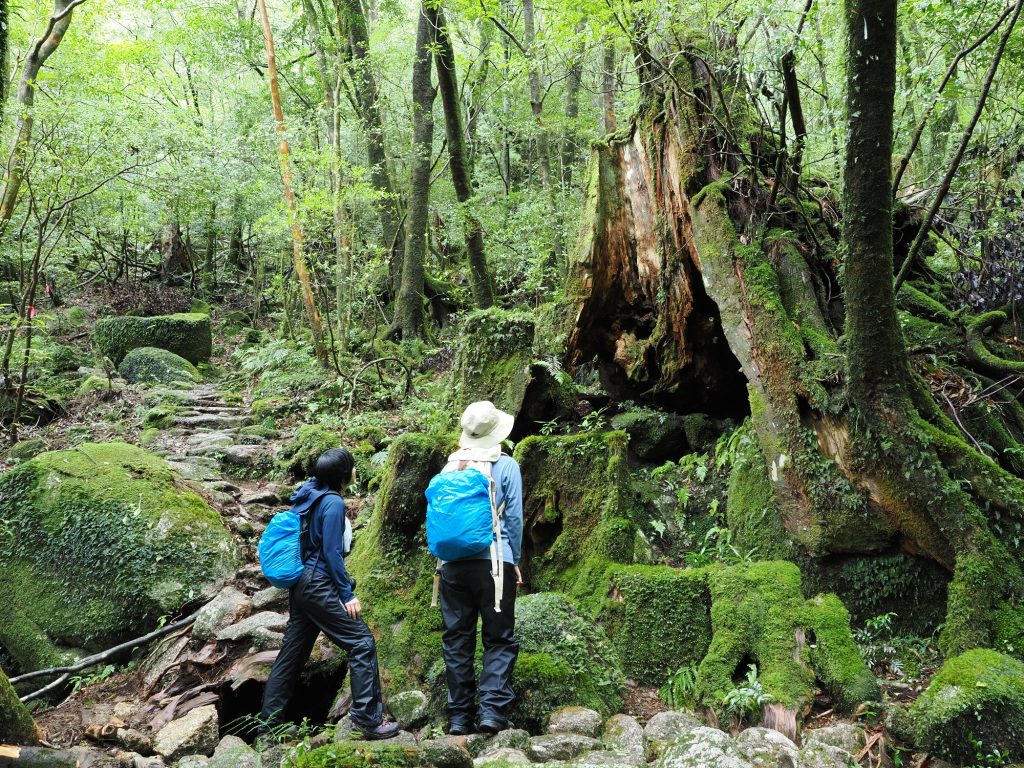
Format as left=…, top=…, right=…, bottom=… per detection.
left=173, top=413, right=248, bottom=429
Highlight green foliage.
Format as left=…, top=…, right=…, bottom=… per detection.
left=0, top=442, right=238, bottom=671
left=512, top=593, right=626, bottom=732
left=285, top=743, right=419, bottom=768
left=723, top=664, right=773, bottom=725
left=93, top=313, right=212, bottom=365
left=0, top=666, right=37, bottom=744
left=69, top=663, right=116, bottom=696
left=659, top=663, right=699, bottom=710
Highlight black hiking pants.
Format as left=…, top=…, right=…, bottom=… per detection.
left=440, top=560, right=519, bottom=728
left=260, top=568, right=384, bottom=730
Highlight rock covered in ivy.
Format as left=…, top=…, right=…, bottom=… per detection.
left=0, top=442, right=239, bottom=671
left=153, top=705, right=219, bottom=762
left=912, top=648, right=1024, bottom=763
left=387, top=690, right=431, bottom=730
left=118, top=347, right=200, bottom=387
left=546, top=706, right=603, bottom=737
left=94, top=313, right=212, bottom=365
left=511, top=593, right=626, bottom=733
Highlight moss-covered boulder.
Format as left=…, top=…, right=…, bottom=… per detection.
left=695, top=561, right=877, bottom=726
left=7, top=438, right=47, bottom=463
left=513, top=593, right=626, bottom=733
left=449, top=308, right=535, bottom=416
left=610, top=409, right=687, bottom=462
left=93, top=313, right=212, bottom=365
left=913, top=649, right=1024, bottom=763
left=513, top=431, right=636, bottom=603
left=600, top=566, right=712, bottom=685
left=0, top=442, right=239, bottom=671
left=277, top=424, right=342, bottom=479
left=346, top=433, right=453, bottom=687
left=118, top=347, right=201, bottom=386
left=0, top=667, right=38, bottom=744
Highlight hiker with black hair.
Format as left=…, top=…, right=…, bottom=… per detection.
left=427, top=401, right=524, bottom=735
left=259, top=448, right=399, bottom=740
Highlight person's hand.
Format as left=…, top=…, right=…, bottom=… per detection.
left=344, top=597, right=362, bottom=619
left=514, top=566, right=524, bottom=585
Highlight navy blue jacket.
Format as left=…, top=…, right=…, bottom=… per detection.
left=292, top=479, right=355, bottom=603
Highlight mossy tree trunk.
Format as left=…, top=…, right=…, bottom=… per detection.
left=390, top=2, right=436, bottom=341
left=0, top=667, right=38, bottom=744
left=434, top=5, right=495, bottom=309
left=565, top=36, right=1024, bottom=665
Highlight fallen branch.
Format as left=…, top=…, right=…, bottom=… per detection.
left=12, top=610, right=200, bottom=703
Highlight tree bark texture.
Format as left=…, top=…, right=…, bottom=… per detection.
left=392, top=3, right=436, bottom=340
left=564, top=47, right=1024, bottom=663
left=433, top=5, right=495, bottom=309
left=337, top=0, right=404, bottom=295
left=256, top=0, right=328, bottom=363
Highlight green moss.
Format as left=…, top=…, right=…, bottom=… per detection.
left=346, top=433, right=453, bottom=688
left=0, top=667, right=38, bottom=744
left=512, top=593, right=625, bottom=732
left=93, top=313, right=212, bottom=365
left=8, top=438, right=47, bottom=463
left=285, top=743, right=419, bottom=768
left=77, top=375, right=122, bottom=398
left=277, top=424, right=342, bottom=479
left=898, top=311, right=960, bottom=351
left=913, top=649, right=1024, bottom=762
left=449, top=308, right=536, bottom=416
left=143, top=405, right=178, bottom=429
left=898, top=283, right=955, bottom=323
left=600, top=566, right=712, bottom=685
left=695, top=561, right=876, bottom=720
left=139, top=427, right=161, bottom=448
left=0, top=443, right=239, bottom=671
left=513, top=431, right=636, bottom=606
left=61, top=306, right=88, bottom=328
left=725, top=425, right=791, bottom=560
left=610, top=409, right=687, bottom=461
left=118, top=347, right=200, bottom=386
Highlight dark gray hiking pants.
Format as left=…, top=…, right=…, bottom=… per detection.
left=440, top=560, right=519, bottom=727
left=259, top=568, right=383, bottom=730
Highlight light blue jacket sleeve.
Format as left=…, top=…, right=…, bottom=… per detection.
left=499, top=456, right=524, bottom=565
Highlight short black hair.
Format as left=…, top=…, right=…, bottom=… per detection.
left=315, top=448, right=355, bottom=492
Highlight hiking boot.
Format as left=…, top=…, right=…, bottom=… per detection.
left=357, top=720, right=401, bottom=740
left=476, top=719, right=505, bottom=735
left=447, top=721, right=472, bottom=736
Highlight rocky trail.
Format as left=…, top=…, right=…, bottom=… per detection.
left=2, top=375, right=883, bottom=768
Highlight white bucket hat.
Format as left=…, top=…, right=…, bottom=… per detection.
left=458, top=401, right=515, bottom=449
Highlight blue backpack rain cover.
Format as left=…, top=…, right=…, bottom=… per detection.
left=258, top=509, right=306, bottom=588
left=425, top=468, right=494, bottom=560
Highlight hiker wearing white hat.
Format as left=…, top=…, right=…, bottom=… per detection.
left=428, top=400, right=524, bottom=736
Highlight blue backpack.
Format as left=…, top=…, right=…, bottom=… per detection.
left=425, top=460, right=507, bottom=611
left=258, top=492, right=343, bottom=588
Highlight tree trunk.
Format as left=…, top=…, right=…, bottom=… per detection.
left=602, top=39, right=617, bottom=133
left=256, top=0, right=328, bottom=363
left=160, top=221, right=189, bottom=284
left=391, top=2, right=436, bottom=340
left=560, top=22, right=584, bottom=189
left=433, top=4, right=495, bottom=309
left=521, top=0, right=551, bottom=191
left=563, top=35, right=1024, bottom=689
left=337, top=0, right=404, bottom=296
left=0, top=0, right=85, bottom=228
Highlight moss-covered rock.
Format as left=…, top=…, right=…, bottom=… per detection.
left=449, top=308, right=536, bottom=416
left=913, top=649, right=1024, bottom=763
left=0, top=442, right=239, bottom=671
left=7, top=438, right=47, bottom=463
left=118, top=347, right=201, bottom=386
left=346, top=433, right=453, bottom=688
left=512, top=593, right=625, bottom=733
left=599, top=566, right=712, bottom=685
left=277, top=424, right=342, bottom=480
left=610, top=409, right=687, bottom=462
left=695, top=561, right=877, bottom=723
left=0, top=666, right=38, bottom=744
left=93, top=313, right=212, bottom=364
left=77, top=374, right=124, bottom=398
left=513, top=431, right=636, bottom=604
